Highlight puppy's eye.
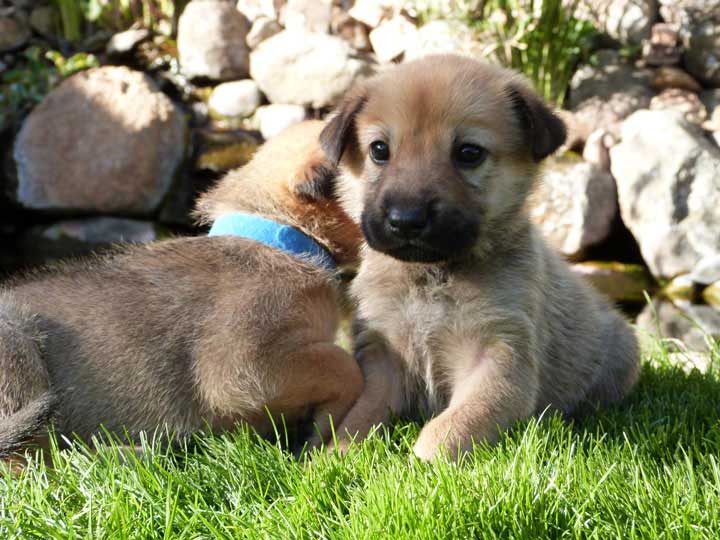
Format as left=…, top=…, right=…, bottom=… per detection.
left=369, top=140, right=390, bottom=164
left=454, top=143, right=487, bottom=168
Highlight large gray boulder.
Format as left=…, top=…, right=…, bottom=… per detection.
left=660, top=0, right=720, bottom=88
left=178, top=0, right=251, bottom=81
left=569, top=50, right=654, bottom=139
left=610, top=110, right=720, bottom=279
left=577, top=0, right=657, bottom=45
left=250, top=30, right=372, bottom=108
left=530, top=156, right=618, bottom=259
left=13, top=66, right=186, bottom=215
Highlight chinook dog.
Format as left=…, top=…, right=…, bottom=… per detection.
left=0, top=121, right=362, bottom=459
left=318, top=55, right=639, bottom=460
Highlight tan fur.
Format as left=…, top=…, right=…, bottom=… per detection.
left=0, top=121, right=363, bottom=458
left=320, top=55, right=640, bottom=460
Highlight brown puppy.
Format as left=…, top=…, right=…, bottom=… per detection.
left=0, top=120, right=363, bottom=457
left=319, top=55, right=640, bottom=460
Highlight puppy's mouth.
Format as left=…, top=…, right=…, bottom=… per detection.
left=361, top=211, right=478, bottom=263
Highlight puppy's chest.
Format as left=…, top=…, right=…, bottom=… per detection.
left=356, top=274, right=457, bottom=409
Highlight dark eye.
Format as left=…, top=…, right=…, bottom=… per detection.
left=370, top=140, right=390, bottom=164
left=454, top=143, right=487, bottom=168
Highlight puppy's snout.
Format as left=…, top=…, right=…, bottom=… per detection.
left=384, top=201, right=432, bottom=239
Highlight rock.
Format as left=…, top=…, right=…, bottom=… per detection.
left=530, top=156, right=617, bottom=259
left=29, top=5, right=58, bottom=38
left=369, top=15, right=417, bottom=63
left=689, top=255, right=720, bottom=286
left=660, top=0, right=720, bottom=87
left=636, top=299, right=720, bottom=352
left=704, top=282, right=720, bottom=307
left=255, top=103, right=306, bottom=139
left=701, top=89, right=720, bottom=131
left=246, top=16, right=282, bottom=49
left=582, top=129, right=614, bottom=171
left=178, top=0, right=251, bottom=81
left=663, top=274, right=696, bottom=302
left=250, top=30, right=372, bottom=108
left=284, top=0, right=332, bottom=33
left=208, top=79, right=262, bottom=123
left=569, top=51, right=654, bottom=138
left=195, top=129, right=260, bottom=172
left=404, top=19, right=486, bottom=62
left=0, top=16, right=30, bottom=52
left=610, top=110, right=720, bottom=279
left=572, top=261, right=654, bottom=303
left=650, top=66, right=702, bottom=93
left=684, top=21, right=720, bottom=88
left=332, top=10, right=372, bottom=52
left=20, top=218, right=161, bottom=267
left=106, top=28, right=151, bottom=55
left=13, top=66, right=186, bottom=215
left=349, top=0, right=392, bottom=29
left=642, top=22, right=682, bottom=66
left=577, top=0, right=657, bottom=45
left=650, top=88, right=707, bottom=125
left=236, top=0, right=284, bottom=21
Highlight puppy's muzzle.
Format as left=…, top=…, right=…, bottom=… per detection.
left=362, top=191, right=480, bottom=263
left=385, top=203, right=431, bottom=240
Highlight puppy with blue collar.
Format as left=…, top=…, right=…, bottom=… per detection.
left=0, top=121, right=363, bottom=458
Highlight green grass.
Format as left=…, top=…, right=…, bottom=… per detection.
left=2, top=339, right=720, bottom=539
left=475, top=0, right=598, bottom=106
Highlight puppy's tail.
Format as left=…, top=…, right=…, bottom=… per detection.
left=0, top=391, right=57, bottom=457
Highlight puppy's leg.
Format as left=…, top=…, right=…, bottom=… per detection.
left=584, top=314, right=640, bottom=406
left=413, top=342, right=538, bottom=461
left=327, top=332, right=407, bottom=454
left=282, top=343, right=364, bottom=449
left=0, top=293, right=55, bottom=455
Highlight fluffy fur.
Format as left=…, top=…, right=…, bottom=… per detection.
left=318, top=55, right=639, bottom=460
left=0, top=121, right=363, bottom=458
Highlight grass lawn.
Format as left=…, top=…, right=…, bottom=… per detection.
left=2, top=335, right=719, bottom=539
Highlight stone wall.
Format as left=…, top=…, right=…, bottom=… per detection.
left=1, top=0, right=718, bottom=350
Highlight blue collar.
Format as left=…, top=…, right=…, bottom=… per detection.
left=208, top=213, right=337, bottom=272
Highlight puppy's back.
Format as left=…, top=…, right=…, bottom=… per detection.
left=6, top=236, right=337, bottom=440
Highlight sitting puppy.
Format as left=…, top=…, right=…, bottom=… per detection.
left=318, top=55, right=640, bottom=460
left=0, top=120, right=363, bottom=457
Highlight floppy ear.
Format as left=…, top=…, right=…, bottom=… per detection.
left=319, top=86, right=368, bottom=167
left=506, top=83, right=566, bottom=161
left=293, top=159, right=337, bottom=201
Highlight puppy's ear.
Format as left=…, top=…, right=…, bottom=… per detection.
left=293, top=159, right=337, bottom=201
left=319, top=86, right=367, bottom=166
left=506, top=83, right=566, bottom=161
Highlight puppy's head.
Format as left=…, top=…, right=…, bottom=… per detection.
left=320, top=55, right=566, bottom=263
left=195, top=120, right=362, bottom=266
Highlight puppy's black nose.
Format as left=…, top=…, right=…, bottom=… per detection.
left=386, top=205, right=429, bottom=239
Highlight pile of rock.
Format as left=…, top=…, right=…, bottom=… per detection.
left=0, top=0, right=719, bottom=350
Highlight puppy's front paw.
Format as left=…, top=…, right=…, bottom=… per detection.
left=412, top=438, right=440, bottom=461
left=412, top=421, right=452, bottom=461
